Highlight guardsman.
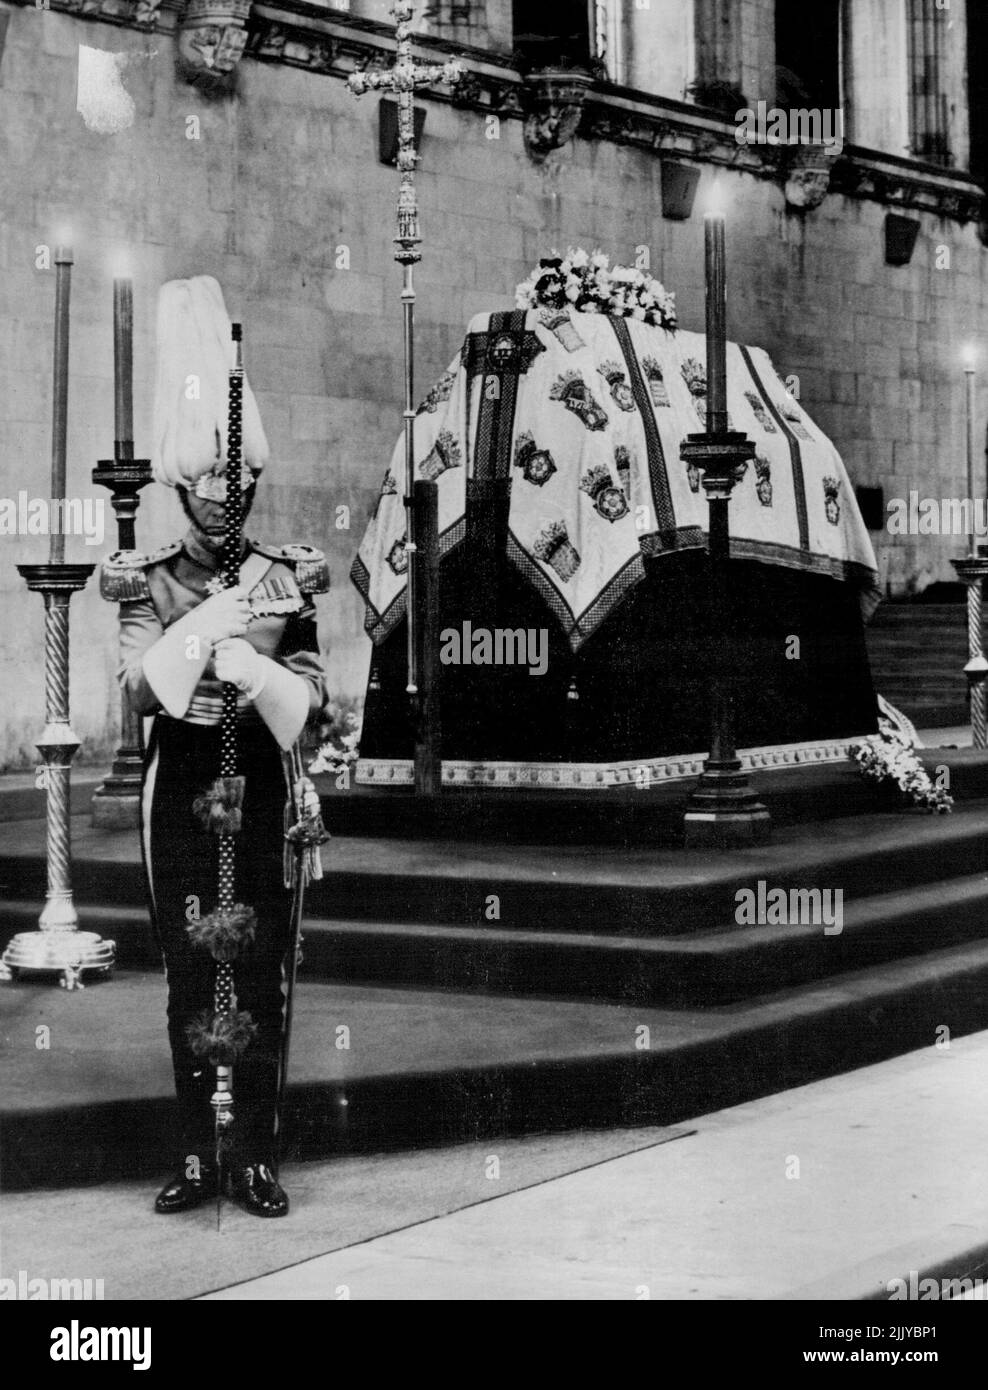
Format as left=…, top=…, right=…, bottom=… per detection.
left=101, top=277, right=328, bottom=1217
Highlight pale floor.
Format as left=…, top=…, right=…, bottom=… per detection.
left=200, top=1031, right=988, bottom=1301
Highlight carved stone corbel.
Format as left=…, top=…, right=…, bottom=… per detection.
left=783, top=141, right=842, bottom=211
left=177, top=0, right=252, bottom=94
left=520, top=68, right=593, bottom=162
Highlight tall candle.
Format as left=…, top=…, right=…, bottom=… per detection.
left=704, top=210, right=728, bottom=435
left=966, top=365, right=976, bottom=556
left=50, top=247, right=73, bottom=565
left=113, top=278, right=134, bottom=460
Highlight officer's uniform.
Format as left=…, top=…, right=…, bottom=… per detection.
left=107, top=531, right=329, bottom=1167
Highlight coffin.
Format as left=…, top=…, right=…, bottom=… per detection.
left=350, top=307, right=880, bottom=783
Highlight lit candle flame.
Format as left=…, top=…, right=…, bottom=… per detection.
left=702, top=179, right=727, bottom=221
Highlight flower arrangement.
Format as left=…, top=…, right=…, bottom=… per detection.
left=849, top=719, right=953, bottom=813
left=515, top=248, right=677, bottom=330
left=309, top=698, right=362, bottom=776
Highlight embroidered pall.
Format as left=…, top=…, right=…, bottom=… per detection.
left=533, top=520, right=581, bottom=581
left=549, top=371, right=609, bottom=432
left=539, top=306, right=585, bottom=353
left=580, top=464, right=630, bottom=522
left=681, top=357, right=706, bottom=398
left=513, top=431, right=557, bottom=487
left=614, top=445, right=633, bottom=498
left=781, top=394, right=812, bottom=440
left=823, top=476, right=841, bottom=525
left=642, top=356, right=670, bottom=407
left=419, top=429, right=462, bottom=481
left=754, top=455, right=773, bottom=506
left=681, top=356, right=709, bottom=428
left=681, top=357, right=732, bottom=430
left=381, top=469, right=398, bottom=496
left=597, top=360, right=636, bottom=412
left=745, top=390, right=777, bottom=433
left=386, top=534, right=409, bottom=574
left=416, top=370, right=456, bottom=415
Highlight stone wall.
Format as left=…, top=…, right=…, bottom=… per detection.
left=0, top=4, right=986, bottom=767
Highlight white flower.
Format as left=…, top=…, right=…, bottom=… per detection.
left=514, top=248, right=676, bottom=328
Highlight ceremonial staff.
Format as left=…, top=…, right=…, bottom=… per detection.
left=347, top=1, right=462, bottom=793
left=186, top=322, right=258, bottom=1221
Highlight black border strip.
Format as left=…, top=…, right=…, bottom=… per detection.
left=607, top=316, right=678, bottom=539
left=739, top=344, right=810, bottom=551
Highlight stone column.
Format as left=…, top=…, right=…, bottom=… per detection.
left=604, top=0, right=694, bottom=100
left=692, top=0, right=746, bottom=110
left=907, top=0, right=969, bottom=168
left=843, top=0, right=910, bottom=158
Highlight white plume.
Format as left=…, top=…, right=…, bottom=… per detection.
left=151, top=275, right=270, bottom=488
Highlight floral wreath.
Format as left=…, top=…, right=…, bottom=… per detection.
left=849, top=717, right=953, bottom=814
left=515, top=248, right=677, bottom=331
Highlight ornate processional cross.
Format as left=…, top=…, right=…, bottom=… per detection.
left=347, top=1, right=463, bottom=265
left=347, top=3, right=463, bottom=793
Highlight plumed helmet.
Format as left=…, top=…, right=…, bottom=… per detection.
left=151, top=275, right=269, bottom=489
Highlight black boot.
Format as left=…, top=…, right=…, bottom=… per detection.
left=154, top=1160, right=218, bottom=1214
left=229, top=1160, right=289, bottom=1218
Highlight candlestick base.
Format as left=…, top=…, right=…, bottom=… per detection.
left=1, top=929, right=115, bottom=990
left=683, top=762, right=772, bottom=848
left=91, top=768, right=142, bottom=829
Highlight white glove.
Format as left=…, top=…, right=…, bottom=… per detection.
left=213, top=638, right=268, bottom=698
left=141, top=584, right=252, bottom=719
left=195, top=585, right=252, bottom=646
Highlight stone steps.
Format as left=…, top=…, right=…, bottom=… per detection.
left=5, top=939, right=988, bottom=1191
left=6, top=865, right=988, bottom=1006
left=5, top=768, right=988, bottom=1186
left=866, top=603, right=972, bottom=726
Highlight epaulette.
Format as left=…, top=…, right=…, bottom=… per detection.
left=99, top=541, right=183, bottom=603
left=253, top=542, right=330, bottom=595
